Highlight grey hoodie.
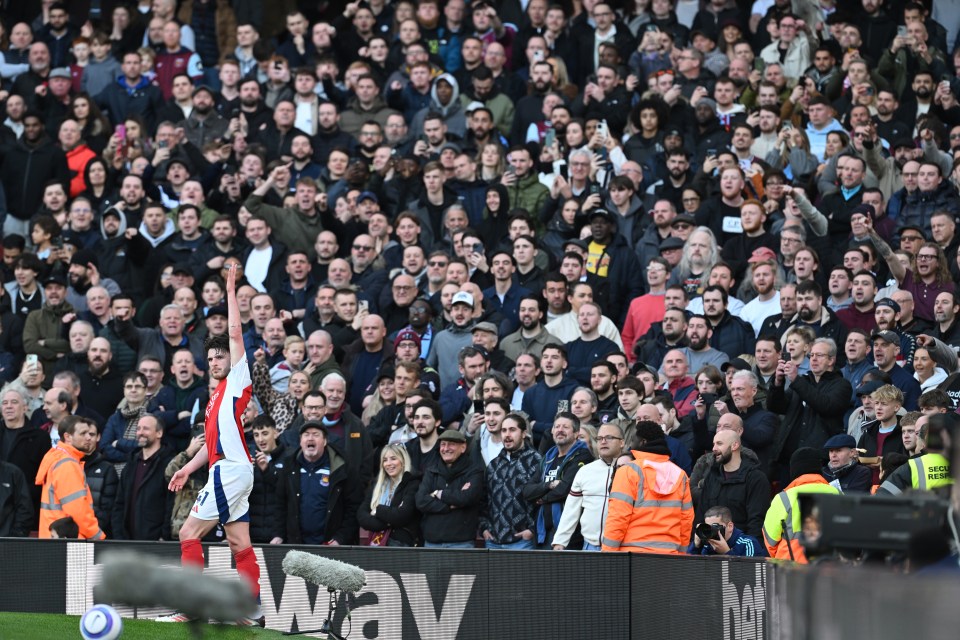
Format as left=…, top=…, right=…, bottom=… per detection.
left=410, top=73, right=467, bottom=138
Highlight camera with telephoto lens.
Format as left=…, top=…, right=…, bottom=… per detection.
left=696, top=522, right=724, bottom=543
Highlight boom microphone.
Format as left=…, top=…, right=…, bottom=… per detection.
left=282, top=550, right=366, bottom=594
left=95, top=551, right=255, bottom=621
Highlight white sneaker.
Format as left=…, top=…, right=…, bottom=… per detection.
left=154, top=612, right=198, bottom=623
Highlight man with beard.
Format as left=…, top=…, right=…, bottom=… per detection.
left=590, top=361, right=619, bottom=423
left=871, top=330, right=921, bottom=410
left=500, top=296, right=556, bottom=362
left=870, top=91, right=911, bottom=148
left=701, top=285, right=754, bottom=359
left=461, top=105, right=499, bottom=156
left=636, top=200, right=678, bottom=270
left=933, top=290, right=960, bottom=348
left=741, top=258, right=781, bottom=336
left=680, top=313, right=730, bottom=372
left=837, top=271, right=878, bottom=333
left=778, top=281, right=847, bottom=352
left=695, top=422, right=770, bottom=538
left=634, top=295, right=688, bottom=368
left=480, top=412, right=542, bottom=549
left=406, top=398, right=442, bottom=473
left=869, top=224, right=953, bottom=326
left=508, top=60, right=553, bottom=144
left=180, top=86, right=228, bottom=149
left=78, top=338, right=124, bottom=423
left=461, top=66, right=514, bottom=139
left=312, top=102, right=355, bottom=163
left=286, top=135, right=323, bottom=187
left=552, top=420, right=624, bottom=551
left=644, top=150, right=694, bottom=213
left=11, top=43, right=53, bottom=112
left=720, top=200, right=777, bottom=281
left=521, top=344, right=580, bottom=447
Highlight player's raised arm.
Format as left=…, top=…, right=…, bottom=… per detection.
left=226, top=264, right=245, bottom=366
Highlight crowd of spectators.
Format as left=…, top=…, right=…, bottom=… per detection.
left=0, top=0, right=958, bottom=557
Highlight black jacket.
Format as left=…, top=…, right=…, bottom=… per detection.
left=111, top=444, right=176, bottom=540
left=415, top=453, right=485, bottom=544
left=0, top=136, right=70, bottom=220
left=356, top=471, right=423, bottom=547
left=274, top=444, right=362, bottom=545
left=249, top=442, right=287, bottom=544
left=767, top=370, right=853, bottom=464
left=695, top=458, right=770, bottom=539
left=83, top=450, right=119, bottom=539
left=857, top=419, right=907, bottom=460
left=583, top=232, right=643, bottom=323
left=0, top=461, right=33, bottom=537
left=821, top=462, right=873, bottom=494
left=708, top=311, right=757, bottom=360
left=0, top=423, right=51, bottom=527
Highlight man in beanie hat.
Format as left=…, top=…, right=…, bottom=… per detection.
left=761, top=447, right=839, bottom=562
left=601, top=420, right=693, bottom=554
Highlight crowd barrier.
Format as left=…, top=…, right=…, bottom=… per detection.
left=0, top=538, right=773, bottom=639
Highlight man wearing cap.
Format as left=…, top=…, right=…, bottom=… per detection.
left=272, top=421, right=361, bottom=546
left=821, top=432, right=873, bottom=493
left=872, top=330, right=921, bottom=410
left=23, top=274, right=75, bottom=385
left=847, top=379, right=882, bottom=440
left=416, top=424, right=485, bottom=548
left=471, top=321, right=513, bottom=374
left=65, top=249, right=121, bottom=314
left=427, top=291, right=478, bottom=389
left=181, top=85, right=228, bottom=148
left=874, top=297, right=918, bottom=364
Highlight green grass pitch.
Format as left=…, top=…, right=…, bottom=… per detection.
left=0, top=613, right=292, bottom=639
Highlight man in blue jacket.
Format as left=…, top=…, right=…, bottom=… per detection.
left=689, top=505, right=767, bottom=557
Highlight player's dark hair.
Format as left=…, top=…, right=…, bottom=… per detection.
left=205, top=333, right=229, bottom=354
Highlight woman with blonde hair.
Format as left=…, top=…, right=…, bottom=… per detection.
left=477, top=142, right=507, bottom=181
left=357, top=444, right=422, bottom=546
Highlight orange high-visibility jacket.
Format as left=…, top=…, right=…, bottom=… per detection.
left=601, top=450, right=693, bottom=554
left=35, top=442, right=106, bottom=540
left=762, top=473, right=838, bottom=562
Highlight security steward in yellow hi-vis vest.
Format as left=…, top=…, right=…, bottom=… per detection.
left=877, top=413, right=955, bottom=497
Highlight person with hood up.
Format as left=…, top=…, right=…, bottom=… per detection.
left=601, top=420, right=693, bottom=554
left=410, top=73, right=467, bottom=139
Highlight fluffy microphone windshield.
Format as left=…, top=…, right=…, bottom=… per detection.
left=95, top=551, right=255, bottom=621
left=282, top=550, right=366, bottom=594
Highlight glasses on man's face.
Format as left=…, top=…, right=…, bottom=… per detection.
left=782, top=236, right=801, bottom=244
left=124, top=384, right=145, bottom=390
left=901, top=235, right=923, bottom=242
left=352, top=244, right=373, bottom=251
left=428, top=260, right=448, bottom=267
left=393, top=285, right=414, bottom=292
left=917, top=254, right=938, bottom=261
left=682, top=197, right=700, bottom=204
left=597, top=435, right=622, bottom=442
left=809, top=352, right=830, bottom=360
left=950, top=134, right=960, bottom=140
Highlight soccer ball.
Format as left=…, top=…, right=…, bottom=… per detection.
left=79, top=604, right=123, bottom=640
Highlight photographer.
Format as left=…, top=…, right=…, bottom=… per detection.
left=688, top=505, right=766, bottom=557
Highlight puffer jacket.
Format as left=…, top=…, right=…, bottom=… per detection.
left=481, top=445, right=542, bottom=544
left=83, top=450, right=119, bottom=539
left=248, top=442, right=287, bottom=543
